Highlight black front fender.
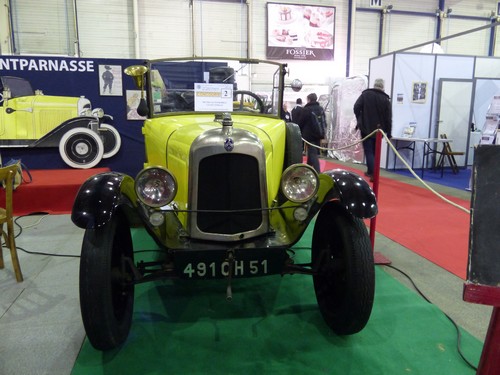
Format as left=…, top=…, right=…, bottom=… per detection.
left=71, top=171, right=138, bottom=229
left=322, top=169, right=378, bottom=219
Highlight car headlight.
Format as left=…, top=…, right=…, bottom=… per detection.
left=78, top=97, right=91, bottom=116
left=92, top=108, right=104, bottom=118
left=135, top=167, right=177, bottom=208
left=79, top=107, right=92, bottom=116
left=281, top=164, right=319, bottom=203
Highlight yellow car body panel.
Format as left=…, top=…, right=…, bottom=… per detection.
left=143, top=113, right=286, bottom=228
left=1, top=95, right=79, bottom=139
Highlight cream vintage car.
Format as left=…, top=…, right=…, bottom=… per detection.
left=0, top=76, right=121, bottom=168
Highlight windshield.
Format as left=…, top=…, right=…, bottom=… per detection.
left=1, top=76, right=35, bottom=98
left=146, top=58, right=283, bottom=117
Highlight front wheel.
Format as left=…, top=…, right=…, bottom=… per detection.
left=99, top=124, right=122, bottom=159
left=312, top=202, right=375, bottom=335
left=79, top=213, right=135, bottom=351
left=59, top=127, right=104, bottom=169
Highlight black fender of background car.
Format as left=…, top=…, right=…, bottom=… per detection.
left=102, top=114, right=113, bottom=124
left=31, top=116, right=103, bottom=148
left=71, top=171, right=139, bottom=229
left=322, top=169, right=378, bottom=219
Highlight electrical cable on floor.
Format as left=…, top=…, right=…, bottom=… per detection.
left=383, top=264, right=478, bottom=371
left=15, top=245, right=80, bottom=258
left=14, top=212, right=50, bottom=239
left=10, top=211, right=80, bottom=258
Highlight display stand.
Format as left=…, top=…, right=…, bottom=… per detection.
left=463, top=145, right=500, bottom=374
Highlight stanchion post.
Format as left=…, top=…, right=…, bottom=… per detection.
left=370, top=130, right=391, bottom=265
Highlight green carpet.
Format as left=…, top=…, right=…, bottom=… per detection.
left=72, top=228, right=482, bottom=375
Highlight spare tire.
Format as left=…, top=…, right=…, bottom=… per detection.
left=284, top=121, right=303, bottom=170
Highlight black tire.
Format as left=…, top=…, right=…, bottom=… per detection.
left=79, top=213, right=135, bottom=351
left=312, top=202, right=375, bottom=335
left=59, top=127, right=104, bottom=169
left=284, top=121, right=303, bottom=169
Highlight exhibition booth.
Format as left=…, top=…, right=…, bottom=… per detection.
left=368, top=52, right=500, bottom=171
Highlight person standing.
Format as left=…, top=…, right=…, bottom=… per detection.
left=281, top=102, right=291, bottom=122
left=299, top=93, right=325, bottom=173
left=291, top=98, right=304, bottom=125
left=353, top=78, right=392, bottom=181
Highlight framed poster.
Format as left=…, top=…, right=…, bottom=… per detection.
left=126, top=90, right=147, bottom=120
left=412, top=82, right=427, bottom=103
left=99, top=64, right=122, bottom=96
left=266, top=2, right=335, bottom=61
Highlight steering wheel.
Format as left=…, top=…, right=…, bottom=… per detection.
left=233, top=90, right=265, bottom=113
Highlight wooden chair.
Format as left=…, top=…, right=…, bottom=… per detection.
left=0, top=163, right=23, bottom=282
left=436, top=133, right=465, bottom=176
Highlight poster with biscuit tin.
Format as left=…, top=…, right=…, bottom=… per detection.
left=266, top=2, right=335, bottom=61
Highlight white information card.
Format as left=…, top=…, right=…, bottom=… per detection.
left=194, top=83, right=233, bottom=112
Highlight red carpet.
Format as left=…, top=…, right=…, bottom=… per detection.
left=1, top=168, right=110, bottom=216
left=7, top=161, right=470, bottom=279
left=322, top=160, right=470, bottom=279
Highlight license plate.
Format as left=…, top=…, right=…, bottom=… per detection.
left=174, top=249, right=288, bottom=279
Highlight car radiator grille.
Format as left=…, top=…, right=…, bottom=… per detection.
left=197, top=153, right=263, bottom=235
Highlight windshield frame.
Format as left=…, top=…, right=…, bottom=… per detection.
left=143, top=57, right=287, bottom=119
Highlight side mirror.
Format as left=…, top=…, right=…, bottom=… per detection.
left=290, top=79, right=303, bottom=92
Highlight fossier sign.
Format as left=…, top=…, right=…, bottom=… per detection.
left=0, top=57, right=95, bottom=72
left=266, top=2, right=335, bottom=61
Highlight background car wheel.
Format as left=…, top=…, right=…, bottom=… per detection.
left=99, top=123, right=122, bottom=159
left=59, top=127, right=104, bottom=169
left=233, top=90, right=265, bottom=113
left=79, top=213, right=135, bottom=351
left=312, top=202, right=375, bottom=335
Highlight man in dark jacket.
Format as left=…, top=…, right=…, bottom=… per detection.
left=353, top=78, right=392, bottom=180
left=299, top=93, right=325, bottom=172
left=291, top=98, right=303, bottom=125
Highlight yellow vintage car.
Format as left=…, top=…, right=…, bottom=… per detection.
left=72, top=57, right=378, bottom=350
left=0, top=76, right=121, bottom=168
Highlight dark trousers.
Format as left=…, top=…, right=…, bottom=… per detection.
left=362, top=137, right=376, bottom=175
left=307, top=140, right=321, bottom=173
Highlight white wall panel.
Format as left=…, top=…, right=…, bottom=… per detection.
left=444, top=1, right=498, bottom=17
left=356, top=0, right=438, bottom=13
left=352, top=11, right=379, bottom=76
left=5, top=0, right=500, bottom=76
left=442, top=19, right=491, bottom=56
left=11, top=0, right=76, bottom=55
left=76, top=0, right=135, bottom=58
left=136, top=0, right=192, bottom=59
left=384, top=14, right=436, bottom=53
left=192, top=1, right=248, bottom=57
left=475, top=56, right=500, bottom=78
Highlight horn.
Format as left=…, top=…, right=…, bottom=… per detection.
left=124, top=65, right=148, bottom=98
